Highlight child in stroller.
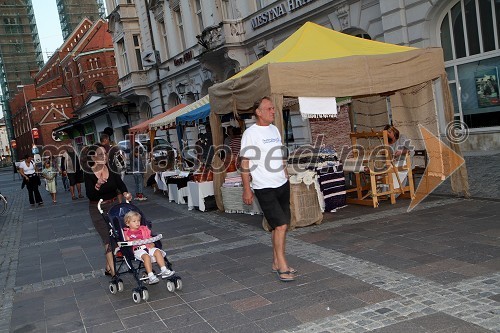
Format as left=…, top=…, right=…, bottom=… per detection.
left=123, top=210, right=174, bottom=284
left=99, top=200, right=182, bottom=303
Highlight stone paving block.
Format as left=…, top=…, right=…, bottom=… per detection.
left=162, top=312, right=205, bottom=330
left=86, top=319, right=125, bottom=333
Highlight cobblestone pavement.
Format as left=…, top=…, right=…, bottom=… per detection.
left=0, top=160, right=499, bottom=333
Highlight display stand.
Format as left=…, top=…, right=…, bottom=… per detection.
left=187, top=181, right=214, bottom=211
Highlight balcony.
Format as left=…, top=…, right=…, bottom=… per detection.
left=119, top=71, right=149, bottom=93
left=196, top=19, right=245, bottom=52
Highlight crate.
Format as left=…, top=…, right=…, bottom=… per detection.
left=221, top=186, right=262, bottom=215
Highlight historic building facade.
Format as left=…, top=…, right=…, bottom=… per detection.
left=9, top=19, right=122, bottom=158
left=105, top=0, right=500, bottom=151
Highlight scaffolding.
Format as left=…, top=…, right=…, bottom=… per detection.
left=57, top=0, right=106, bottom=40
left=0, top=0, right=44, bottom=162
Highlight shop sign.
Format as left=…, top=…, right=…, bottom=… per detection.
left=251, top=0, right=318, bottom=30
left=174, top=50, right=194, bottom=66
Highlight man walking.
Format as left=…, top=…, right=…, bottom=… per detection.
left=240, top=96, right=295, bottom=282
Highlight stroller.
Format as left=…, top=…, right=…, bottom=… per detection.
left=98, top=199, right=182, bottom=303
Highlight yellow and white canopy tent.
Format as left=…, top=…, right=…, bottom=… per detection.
left=208, top=21, right=469, bottom=211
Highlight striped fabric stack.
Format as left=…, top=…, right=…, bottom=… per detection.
left=316, top=163, right=347, bottom=212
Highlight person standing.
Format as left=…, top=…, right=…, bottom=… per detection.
left=42, top=159, right=58, bottom=203
left=83, top=144, right=133, bottom=277
left=61, top=148, right=84, bottom=200
left=240, top=97, right=295, bottom=282
left=132, top=146, right=147, bottom=201
left=18, top=154, right=44, bottom=207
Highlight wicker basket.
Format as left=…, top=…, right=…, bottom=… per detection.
left=221, top=186, right=262, bottom=215
left=261, top=182, right=323, bottom=231
left=289, top=182, right=323, bottom=229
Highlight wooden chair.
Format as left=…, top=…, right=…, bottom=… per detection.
left=345, top=130, right=415, bottom=208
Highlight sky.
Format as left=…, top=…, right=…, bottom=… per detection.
left=33, top=0, right=67, bottom=62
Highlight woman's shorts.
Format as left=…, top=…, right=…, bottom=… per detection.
left=254, top=181, right=290, bottom=230
left=133, top=246, right=166, bottom=262
left=68, top=170, right=84, bottom=186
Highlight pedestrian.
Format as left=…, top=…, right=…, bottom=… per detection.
left=18, top=154, right=44, bottom=207
left=100, top=133, right=125, bottom=202
left=132, top=146, right=147, bottom=201
left=42, top=159, right=57, bottom=203
left=83, top=144, right=133, bottom=277
left=240, top=96, right=296, bottom=282
left=61, top=148, right=84, bottom=200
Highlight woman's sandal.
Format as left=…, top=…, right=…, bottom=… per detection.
left=272, top=267, right=298, bottom=274
left=276, top=270, right=295, bottom=282
left=104, top=268, right=113, bottom=276
left=72, top=196, right=77, bottom=200
left=78, top=194, right=84, bottom=198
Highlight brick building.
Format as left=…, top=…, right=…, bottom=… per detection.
left=9, top=18, right=121, bottom=159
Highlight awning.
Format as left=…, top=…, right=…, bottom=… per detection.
left=149, top=95, right=210, bottom=130
left=129, top=104, right=186, bottom=134
left=176, top=103, right=211, bottom=125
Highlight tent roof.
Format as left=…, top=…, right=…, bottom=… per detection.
left=176, top=103, right=211, bottom=125
left=129, top=104, right=186, bottom=134
left=209, top=22, right=445, bottom=116
left=231, top=21, right=416, bottom=80
left=149, top=95, right=210, bottom=130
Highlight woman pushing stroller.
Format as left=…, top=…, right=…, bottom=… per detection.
left=84, top=144, right=133, bottom=277
left=123, top=211, right=175, bottom=284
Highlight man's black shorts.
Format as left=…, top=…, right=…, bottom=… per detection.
left=254, top=181, right=290, bottom=230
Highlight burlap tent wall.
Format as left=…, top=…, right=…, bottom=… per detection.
left=208, top=22, right=469, bottom=211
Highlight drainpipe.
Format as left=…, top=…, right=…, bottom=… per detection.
left=144, top=0, right=166, bottom=115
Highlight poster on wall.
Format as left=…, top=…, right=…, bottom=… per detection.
left=475, top=68, right=500, bottom=107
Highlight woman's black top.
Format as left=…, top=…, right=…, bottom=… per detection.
left=85, top=167, right=128, bottom=201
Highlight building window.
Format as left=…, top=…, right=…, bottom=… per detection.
left=256, top=0, right=277, bottom=10
left=193, top=0, right=204, bottom=33
left=440, top=0, right=500, bottom=129
left=117, top=39, right=130, bottom=73
left=88, top=58, right=100, bottom=70
left=133, top=35, right=143, bottom=70
left=158, top=22, right=169, bottom=60
left=4, top=17, right=22, bottom=34
left=95, top=82, right=105, bottom=93
left=174, top=8, right=186, bottom=50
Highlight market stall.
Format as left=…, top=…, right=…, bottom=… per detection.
left=148, top=96, right=210, bottom=199
left=208, top=21, right=469, bottom=213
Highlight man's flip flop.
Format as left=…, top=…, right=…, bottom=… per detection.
left=272, top=267, right=298, bottom=274
left=276, top=270, right=295, bottom=282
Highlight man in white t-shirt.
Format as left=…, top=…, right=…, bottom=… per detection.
left=240, top=97, right=295, bottom=282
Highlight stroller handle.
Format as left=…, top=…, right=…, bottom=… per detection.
left=118, top=234, right=163, bottom=247
left=97, top=197, right=131, bottom=213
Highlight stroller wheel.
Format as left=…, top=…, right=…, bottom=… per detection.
left=132, top=290, right=141, bottom=304
left=109, top=282, right=118, bottom=294
left=166, top=280, right=175, bottom=293
left=117, top=280, right=124, bottom=292
left=141, top=289, right=149, bottom=301
left=175, top=278, right=183, bottom=290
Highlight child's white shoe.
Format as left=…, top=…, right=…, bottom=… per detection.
left=148, top=274, right=159, bottom=284
left=161, top=269, right=175, bottom=279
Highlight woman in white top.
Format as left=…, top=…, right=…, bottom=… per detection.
left=18, top=154, right=44, bottom=206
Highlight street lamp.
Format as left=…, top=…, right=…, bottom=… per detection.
left=16, top=85, right=36, bottom=148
